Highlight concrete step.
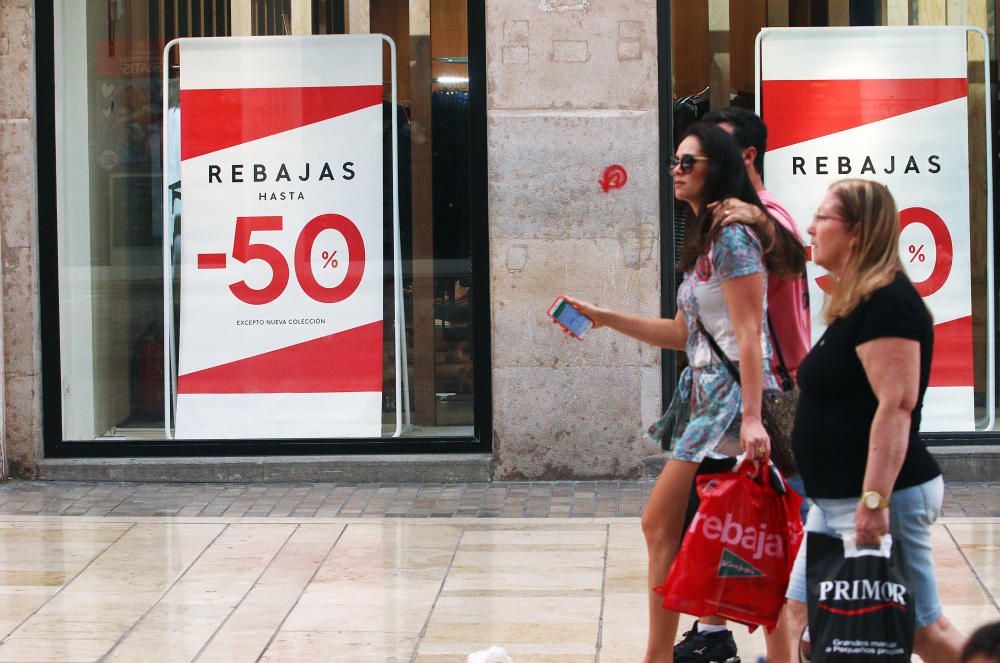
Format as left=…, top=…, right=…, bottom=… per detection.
left=37, top=454, right=494, bottom=483
left=642, top=446, right=1000, bottom=482
left=928, top=445, right=1000, bottom=482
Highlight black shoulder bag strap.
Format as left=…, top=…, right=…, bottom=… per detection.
left=695, top=318, right=741, bottom=382
left=696, top=315, right=794, bottom=392
left=766, top=312, right=794, bottom=392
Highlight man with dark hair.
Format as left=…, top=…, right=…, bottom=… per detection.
left=963, top=622, right=1000, bottom=663
left=670, top=107, right=811, bottom=663
left=703, top=106, right=811, bottom=384
left=705, top=106, right=768, bottom=177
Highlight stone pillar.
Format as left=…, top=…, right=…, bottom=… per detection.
left=0, top=0, right=42, bottom=477
left=486, top=0, right=662, bottom=479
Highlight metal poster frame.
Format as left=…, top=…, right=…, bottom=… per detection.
left=755, top=25, right=996, bottom=433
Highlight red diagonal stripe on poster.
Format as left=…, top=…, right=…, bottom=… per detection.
left=930, top=315, right=973, bottom=387
left=762, top=78, right=968, bottom=150
left=177, top=321, right=383, bottom=394
left=180, top=85, right=382, bottom=160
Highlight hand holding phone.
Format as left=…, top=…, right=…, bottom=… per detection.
left=548, top=296, right=594, bottom=339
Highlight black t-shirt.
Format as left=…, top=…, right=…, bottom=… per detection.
left=792, top=272, right=941, bottom=499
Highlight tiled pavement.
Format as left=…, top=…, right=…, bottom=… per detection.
left=0, top=480, right=998, bottom=661
left=0, top=478, right=996, bottom=518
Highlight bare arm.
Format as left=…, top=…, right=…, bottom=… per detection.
left=561, top=295, right=688, bottom=351
left=854, top=337, right=920, bottom=544
left=720, top=273, right=770, bottom=459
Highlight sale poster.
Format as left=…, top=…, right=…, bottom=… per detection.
left=759, top=27, right=975, bottom=431
left=172, top=36, right=384, bottom=439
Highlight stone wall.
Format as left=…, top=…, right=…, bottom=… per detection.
left=0, top=0, right=42, bottom=477
left=0, top=0, right=665, bottom=479
left=486, top=0, right=663, bottom=478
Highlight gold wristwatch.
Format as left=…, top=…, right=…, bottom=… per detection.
left=861, top=490, right=889, bottom=510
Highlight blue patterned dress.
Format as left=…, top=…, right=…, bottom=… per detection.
left=647, top=224, right=780, bottom=462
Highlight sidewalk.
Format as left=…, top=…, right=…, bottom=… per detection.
left=0, top=479, right=997, bottom=518
left=0, top=479, right=997, bottom=662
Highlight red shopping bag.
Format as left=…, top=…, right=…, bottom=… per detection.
left=654, top=459, right=804, bottom=630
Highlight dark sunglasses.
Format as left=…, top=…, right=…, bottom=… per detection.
left=670, top=154, right=709, bottom=174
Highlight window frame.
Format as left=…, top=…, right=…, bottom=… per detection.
left=659, top=1, right=1000, bottom=446
left=35, top=0, right=492, bottom=458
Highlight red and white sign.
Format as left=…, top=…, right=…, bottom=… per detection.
left=172, top=36, right=384, bottom=439
left=759, top=27, right=975, bottom=431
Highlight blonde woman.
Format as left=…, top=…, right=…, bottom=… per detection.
left=784, top=179, right=962, bottom=662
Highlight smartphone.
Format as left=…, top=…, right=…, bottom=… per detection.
left=548, top=296, right=594, bottom=339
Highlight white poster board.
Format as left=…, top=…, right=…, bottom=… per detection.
left=165, top=36, right=389, bottom=439
left=757, top=26, right=993, bottom=432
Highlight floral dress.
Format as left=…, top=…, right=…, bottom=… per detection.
left=647, top=224, right=779, bottom=462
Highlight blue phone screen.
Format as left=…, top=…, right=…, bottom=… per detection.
left=553, top=300, right=593, bottom=337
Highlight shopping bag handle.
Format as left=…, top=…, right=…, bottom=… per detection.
left=734, top=454, right=763, bottom=478
left=733, top=455, right=788, bottom=496
left=843, top=533, right=893, bottom=559
left=733, top=454, right=772, bottom=479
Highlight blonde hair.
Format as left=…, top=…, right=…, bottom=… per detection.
left=823, top=179, right=902, bottom=323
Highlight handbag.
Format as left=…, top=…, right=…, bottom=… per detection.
left=655, top=457, right=804, bottom=630
left=695, top=314, right=799, bottom=475
left=806, top=533, right=915, bottom=661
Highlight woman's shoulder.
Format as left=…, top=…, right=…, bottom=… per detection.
left=714, top=222, right=762, bottom=252
left=866, top=271, right=924, bottom=308
left=710, top=223, right=765, bottom=280
left=856, top=271, right=931, bottom=333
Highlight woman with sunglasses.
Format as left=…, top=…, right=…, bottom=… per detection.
left=563, top=122, right=805, bottom=663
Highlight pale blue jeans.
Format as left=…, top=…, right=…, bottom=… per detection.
left=785, top=475, right=944, bottom=628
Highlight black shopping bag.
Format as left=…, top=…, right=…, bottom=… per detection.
left=806, top=532, right=915, bottom=662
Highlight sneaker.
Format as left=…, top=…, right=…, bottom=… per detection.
left=674, top=620, right=741, bottom=663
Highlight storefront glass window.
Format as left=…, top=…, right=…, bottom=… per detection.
left=53, top=0, right=478, bottom=441
left=670, top=0, right=999, bottom=434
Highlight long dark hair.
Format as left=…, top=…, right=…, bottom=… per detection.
left=676, top=122, right=806, bottom=279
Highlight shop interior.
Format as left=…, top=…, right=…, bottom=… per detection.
left=56, top=0, right=475, bottom=441
left=670, top=0, right=1000, bottom=431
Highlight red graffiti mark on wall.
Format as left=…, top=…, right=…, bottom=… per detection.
left=599, top=165, right=628, bottom=192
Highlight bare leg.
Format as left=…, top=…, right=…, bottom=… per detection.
left=642, top=459, right=700, bottom=663
left=784, top=599, right=808, bottom=661
left=914, top=615, right=963, bottom=663
left=763, top=604, right=792, bottom=663
left=698, top=592, right=793, bottom=661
